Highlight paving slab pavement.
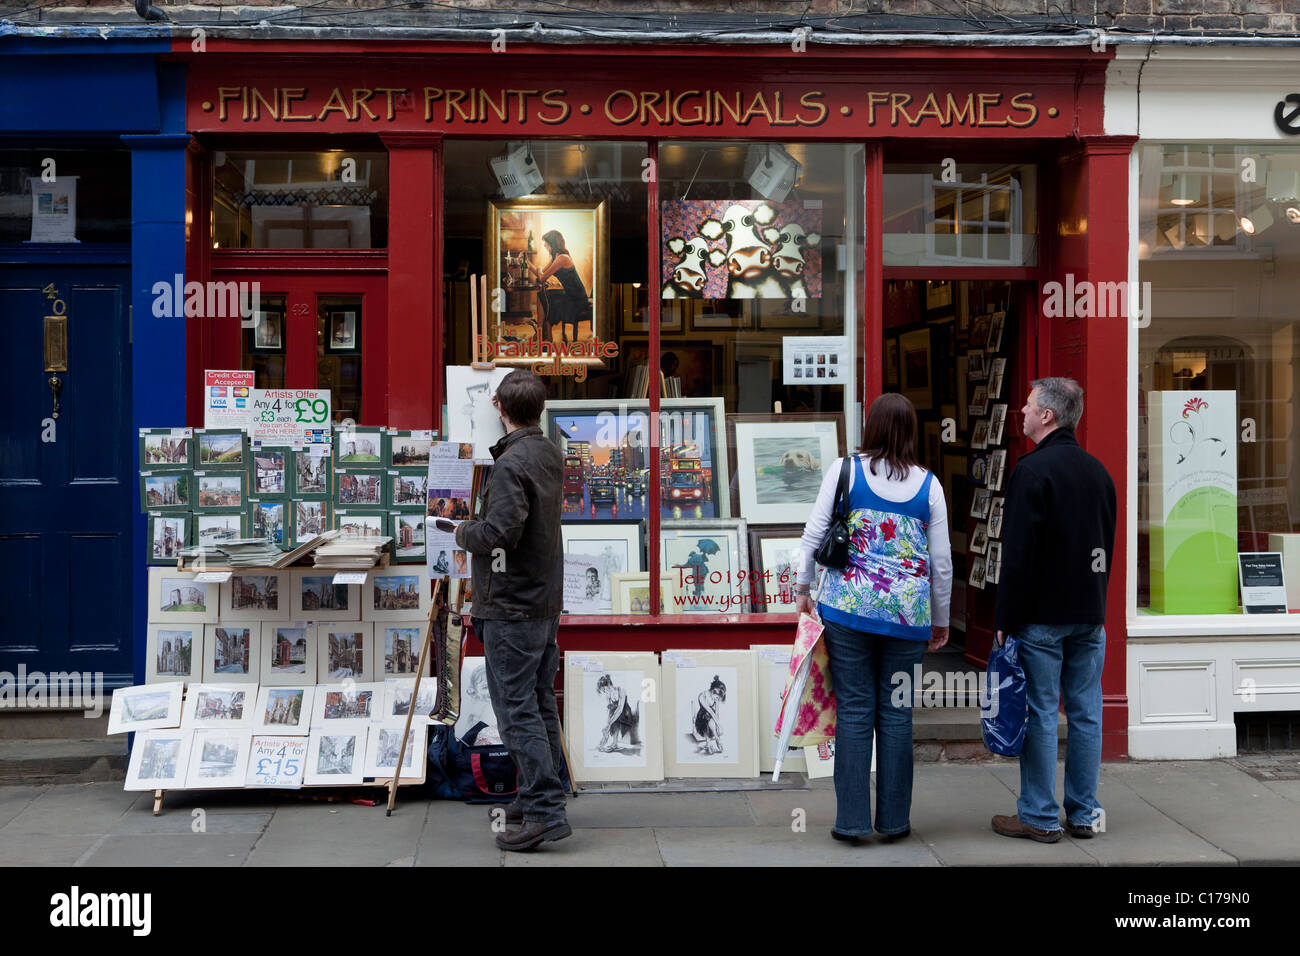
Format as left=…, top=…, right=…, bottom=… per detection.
left=80, top=834, right=261, bottom=867
left=654, top=825, right=941, bottom=866
left=503, top=827, right=664, bottom=867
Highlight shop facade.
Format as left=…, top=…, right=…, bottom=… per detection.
left=0, top=37, right=186, bottom=691
left=1109, top=46, right=1300, bottom=759
left=172, top=40, right=1133, bottom=755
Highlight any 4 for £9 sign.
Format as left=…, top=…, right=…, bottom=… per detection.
left=250, top=388, right=332, bottom=442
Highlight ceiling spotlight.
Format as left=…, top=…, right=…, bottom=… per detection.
left=1240, top=204, right=1274, bottom=236
left=1265, top=167, right=1300, bottom=204
left=1169, top=174, right=1201, bottom=207
left=1287, top=206, right=1300, bottom=224
left=490, top=143, right=543, bottom=199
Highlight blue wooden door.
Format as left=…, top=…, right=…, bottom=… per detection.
left=0, top=265, right=133, bottom=684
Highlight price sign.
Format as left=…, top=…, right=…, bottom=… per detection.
left=333, top=571, right=368, bottom=585
left=246, top=736, right=308, bottom=789
left=250, top=388, right=332, bottom=443
left=193, top=571, right=232, bottom=584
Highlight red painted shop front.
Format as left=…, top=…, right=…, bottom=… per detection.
left=176, top=42, right=1132, bottom=756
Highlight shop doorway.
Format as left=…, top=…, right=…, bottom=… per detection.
left=0, top=264, right=134, bottom=683
left=882, top=278, right=1036, bottom=672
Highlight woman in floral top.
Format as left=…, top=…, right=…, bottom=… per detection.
left=796, top=393, right=953, bottom=845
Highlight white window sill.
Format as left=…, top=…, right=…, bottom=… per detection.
left=1128, top=610, right=1300, bottom=640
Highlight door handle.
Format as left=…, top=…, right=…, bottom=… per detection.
left=48, top=375, right=62, bottom=419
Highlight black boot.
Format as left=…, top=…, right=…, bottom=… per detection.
left=495, top=818, right=573, bottom=852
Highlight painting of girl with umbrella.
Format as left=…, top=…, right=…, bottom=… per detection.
left=659, top=521, right=750, bottom=614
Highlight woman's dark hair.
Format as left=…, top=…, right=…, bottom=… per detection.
left=494, top=369, right=547, bottom=427
left=541, top=229, right=568, bottom=256
left=708, top=675, right=727, bottom=701
left=859, top=392, right=921, bottom=481
left=596, top=674, right=613, bottom=692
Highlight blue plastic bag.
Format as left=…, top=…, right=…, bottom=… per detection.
left=981, top=636, right=1028, bottom=757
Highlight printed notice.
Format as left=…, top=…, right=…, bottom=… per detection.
left=246, top=736, right=308, bottom=789
left=250, top=388, right=332, bottom=443
left=204, top=370, right=256, bottom=430
left=783, top=335, right=848, bottom=386
left=1239, top=552, right=1287, bottom=614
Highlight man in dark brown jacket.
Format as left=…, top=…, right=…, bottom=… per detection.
left=455, top=369, right=567, bottom=851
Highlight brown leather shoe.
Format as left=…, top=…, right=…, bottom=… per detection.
left=991, top=814, right=1062, bottom=843
left=495, top=818, right=572, bottom=852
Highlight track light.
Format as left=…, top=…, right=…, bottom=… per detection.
left=745, top=144, right=802, bottom=202
left=1169, top=174, right=1201, bottom=206
left=490, top=143, right=543, bottom=199
left=1240, top=204, right=1275, bottom=236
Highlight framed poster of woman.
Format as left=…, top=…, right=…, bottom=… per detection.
left=486, top=197, right=608, bottom=365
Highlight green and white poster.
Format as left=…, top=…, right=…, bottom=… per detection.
left=1149, top=391, right=1238, bottom=614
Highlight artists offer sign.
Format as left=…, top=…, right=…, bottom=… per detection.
left=250, top=389, right=332, bottom=443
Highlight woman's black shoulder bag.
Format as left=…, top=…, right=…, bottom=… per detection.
left=814, top=455, right=855, bottom=570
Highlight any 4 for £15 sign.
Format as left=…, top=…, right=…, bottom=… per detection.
left=250, top=388, right=332, bottom=443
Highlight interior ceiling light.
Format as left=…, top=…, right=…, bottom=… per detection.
left=1240, top=204, right=1274, bottom=236
left=1169, top=174, right=1201, bottom=207
left=1286, top=207, right=1300, bottom=225
left=745, top=144, right=802, bottom=202
left=490, top=143, right=543, bottom=199
left=1265, top=168, right=1300, bottom=203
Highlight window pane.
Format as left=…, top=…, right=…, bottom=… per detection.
left=883, top=162, right=1037, bottom=267
left=242, top=294, right=287, bottom=389
left=213, top=150, right=388, bottom=249
left=0, top=148, right=131, bottom=244
left=317, top=295, right=363, bottom=422
left=1137, top=143, right=1300, bottom=614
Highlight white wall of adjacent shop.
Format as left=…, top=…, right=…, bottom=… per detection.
left=1109, top=45, right=1300, bottom=758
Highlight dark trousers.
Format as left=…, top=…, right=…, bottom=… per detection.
left=475, top=615, right=567, bottom=825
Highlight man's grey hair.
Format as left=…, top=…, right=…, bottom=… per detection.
left=1031, top=377, right=1084, bottom=430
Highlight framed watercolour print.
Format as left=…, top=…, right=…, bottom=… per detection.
left=203, top=624, right=260, bottom=684
left=316, top=623, right=375, bottom=683
left=246, top=735, right=309, bottom=789
left=365, top=724, right=427, bottom=782
left=727, top=413, right=843, bottom=526
left=146, top=625, right=201, bottom=686
left=139, top=472, right=191, bottom=512
left=390, top=513, right=426, bottom=564
left=380, top=624, right=425, bottom=677
left=260, top=623, right=316, bottom=684
left=147, top=512, right=188, bottom=565
left=305, top=729, right=365, bottom=785
left=752, top=645, right=807, bottom=774
left=148, top=568, right=218, bottom=624
left=486, top=197, right=608, bottom=366
left=382, top=677, right=437, bottom=722
left=196, top=513, right=245, bottom=546
left=196, top=429, right=246, bottom=469
left=563, top=652, right=664, bottom=783
left=336, top=470, right=384, bottom=506
left=182, top=684, right=253, bottom=730
left=249, top=445, right=289, bottom=495
left=185, top=730, right=253, bottom=789
left=364, top=569, right=430, bottom=622
left=609, top=572, right=670, bottom=615
left=253, top=685, right=315, bottom=735
left=292, top=574, right=360, bottom=622
left=292, top=448, right=332, bottom=499
left=248, top=500, right=290, bottom=552
left=333, top=509, right=387, bottom=540
left=334, top=426, right=385, bottom=466
left=387, top=430, right=435, bottom=472
left=139, top=428, right=193, bottom=470
left=747, top=526, right=808, bottom=613
left=661, top=649, right=758, bottom=778
left=325, top=310, right=360, bottom=354
left=292, top=499, right=330, bottom=547
left=660, top=519, right=749, bottom=615
left=561, top=521, right=645, bottom=615
left=542, top=398, right=730, bottom=521
left=195, top=471, right=245, bottom=514
left=124, top=729, right=192, bottom=791
left=310, top=681, right=383, bottom=730
left=107, top=682, right=184, bottom=735
left=221, top=573, right=288, bottom=622
left=388, top=472, right=428, bottom=509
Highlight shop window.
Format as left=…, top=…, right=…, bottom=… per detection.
left=317, top=295, right=363, bottom=422
left=0, top=148, right=131, bottom=244
left=1137, top=143, right=1300, bottom=615
left=241, top=294, right=288, bottom=389
left=213, top=150, right=388, bottom=249
left=883, top=162, right=1037, bottom=267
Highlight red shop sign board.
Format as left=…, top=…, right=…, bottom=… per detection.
left=183, top=51, right=1107, bottom=139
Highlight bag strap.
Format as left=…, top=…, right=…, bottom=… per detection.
left=458, top=720, right=488, bottom=748
left=832, top=455, right=853, bottom=519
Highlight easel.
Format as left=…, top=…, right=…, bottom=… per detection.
left=386, top=576, right=445, bottom=814
left=469, top=273, right=496, bottom=371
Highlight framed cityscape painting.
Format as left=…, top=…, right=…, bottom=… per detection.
left=124, top=728, right=192, bottom=791
left=145, top=624, right=201, bottom=686
left=260, top=623, right=316, bottom=685
left=107, top=682, right=184, bottom=735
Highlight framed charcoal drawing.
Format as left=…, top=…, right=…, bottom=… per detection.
left=661, top=649, right=758, bottom=779
left=563, top=651, right=664, bottom=783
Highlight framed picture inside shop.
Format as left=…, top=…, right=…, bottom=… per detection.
left=486, top=197, right=608, bottom=363
left=726, top=413, right=844, bottom=526
left=899, top=327, right=933, bottom=411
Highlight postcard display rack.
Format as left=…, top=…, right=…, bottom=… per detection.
left=964, top=297, right=1011, bottom=595
left=132, top=424, right=463, bottom=812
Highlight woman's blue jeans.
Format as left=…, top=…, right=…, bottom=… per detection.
left=821, top=617, right=928, bottom=837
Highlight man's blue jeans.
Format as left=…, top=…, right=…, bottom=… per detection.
left=821, top=618, right=928, bottom=837
left=1015, top=622, right=1106, bottom=832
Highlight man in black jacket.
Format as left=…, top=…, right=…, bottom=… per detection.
left=455, top=370, right=569, bottom=851
left=990, top=377, right=1116, bottom=845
